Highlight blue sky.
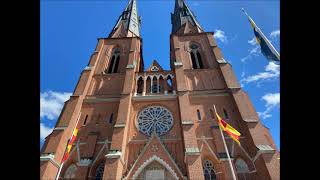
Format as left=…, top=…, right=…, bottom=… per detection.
left=40, top=0, right=280, bottom=150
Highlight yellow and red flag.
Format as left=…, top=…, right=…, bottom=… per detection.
left=61, top=121, right=81, bottom=163
left=215, top=111, right=241, bottom=145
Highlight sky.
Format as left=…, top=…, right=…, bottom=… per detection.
left=40, top=0, right=280, bottom=150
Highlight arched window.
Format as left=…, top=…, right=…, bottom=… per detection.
left=190, top=44, right=204, bottom=69
left=64, top=164, right=77, bottom=179
left=95, top=161, right=105, bottom=180
left=223, top=108, right=229, bottom=120
left=203, top=160, right=216, bottom=180
left=137, top=77, right=144, bottom=94
left=151, top=76, right=158, bottom=93
left=235, top=158, right=249, bottom=173
left=166, top=75, right=173, bottom=93
left=106, top=49, right=120, bottom=74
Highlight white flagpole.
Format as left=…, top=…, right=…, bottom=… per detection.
left=241, top=8, right=280, bottom=61
left=55, top=162, right=64, bottom=180
left=55, top=112, right=82, bottom=180
left=213, top=105, right=237, bottom=180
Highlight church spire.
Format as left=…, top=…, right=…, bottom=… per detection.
left=171, top=0, right=203, bottom=34
left=109, top=0, right=141, bottom=38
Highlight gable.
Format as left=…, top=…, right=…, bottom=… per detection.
left=125, top=134, right=184, bottom=179
left=146, top=60, right=164, bottom=72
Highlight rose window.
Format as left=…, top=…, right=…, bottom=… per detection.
left=137, top=106, right=174, bottom=136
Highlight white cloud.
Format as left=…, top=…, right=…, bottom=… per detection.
left=258, top=93, right=280, bottom=119
left=262, top=93, right=280, bottom=107
left=270, top=30, right=280, bottom=39
left=241, top=62, right=279, bottom=84
left=40, top=123, right=53, bottom=140
left=40, top=91, right=72, bottom=120
left=214, top=29, right=227, bottom=43
left=240, top=40, right=261, bottom=63
left=248, top=37, right=257, bottom=46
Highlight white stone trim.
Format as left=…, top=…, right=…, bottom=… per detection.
left=174, top=62, right=183, bottom=67
left=132, top=94, right=177, bottom=101
left=132, top=155, right=179, bottom=180
left=181, top=121, right=194, bottom=125
left=83, top=66, right=92, bottom=71
left=185, top=147, right=200, bottom=155
left=53, top=126, right=67, bottom=131
left=77, top=158, right=92, bottom=166
left=40, top=154, right=60, bottom=168
left=126, top=64, right=135, bottom=69
left=105, top=151, right=122, bottom=159
left=114, top=123, right=126, bottom=128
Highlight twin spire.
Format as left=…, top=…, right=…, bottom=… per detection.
left=171, top=0, right=203, bottom=33
left=108, top=0, right=203, bottom=38
left=109, top=0, right=141, bottom=38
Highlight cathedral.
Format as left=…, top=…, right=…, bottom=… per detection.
left=40, top=0, right=280, bottom=179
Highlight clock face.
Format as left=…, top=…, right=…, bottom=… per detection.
left=137, top=106, right=174, bottom=137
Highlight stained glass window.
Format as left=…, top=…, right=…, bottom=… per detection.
left=137, top=106, right=174, bottom=136
left=203, top=160, right=216, bottom=180
left=95, top=161, right=105, bottom=180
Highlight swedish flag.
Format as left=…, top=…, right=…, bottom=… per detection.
left=242, top=8, right=280, bottom=62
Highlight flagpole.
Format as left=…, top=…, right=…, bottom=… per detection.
left=55, top=162, right=64, bottom=180
left=241, top=8, right=280, bottom=61
left=55, top=112, right=82, bottom=180
left=213, top=105, right=237, bottom=180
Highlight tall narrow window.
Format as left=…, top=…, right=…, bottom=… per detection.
left=106, top=49, right=120, bottom=74
left=196, top=51, right=203, bottom=68
left=109, top=113, right=114, bottom=124
left=151, top=76, right=158, bottom=93
left=203, top=160, right=216, bottom=180
left=190, top=43, right=204, bottom=69
left=83, top=115, right=88, bottom=126
left=167, top=76, right=173, bottom=93
left=223, top=108, right=229, bottom=120
left=190, top=52, right=197, bottom=69
left=95, top=160, right=105, bottom=180
left=137, top=77, right=144, bottom=94
left=197, top=109, right=202, bottom=121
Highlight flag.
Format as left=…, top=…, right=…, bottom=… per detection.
left=61, top=121, right=81, bottom=163
left=242, top=8, right=280, bottom=62
left=215, top=111, right=241, bottom=145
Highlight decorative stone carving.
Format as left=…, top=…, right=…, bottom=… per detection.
left=77, top=158, right=92, bottom=166
left=151, top=145, right=159, bottom=152
left=132, top=155, right=179, bottom=180
left=137, top=106, right=174, bottom=136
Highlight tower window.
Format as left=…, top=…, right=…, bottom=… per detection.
left=197, top=109, right=201, bottom=121
left=223, top=108, right=229, bottom=120
left=190, top=44, right=204, bottom=69
left=106, top=49, right=120, bottom=74
left=83, top=115, right=88, bottom=126
left=109, top=113, right=114, bottom=124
